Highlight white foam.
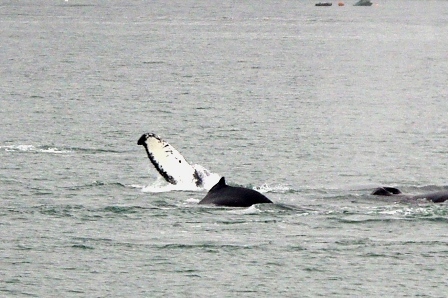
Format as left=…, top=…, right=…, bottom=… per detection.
left=0, top=145, right=70, bottom=154
left=254, top=183, right=291, bottom=194
left=228, top=205, right=261, bottom=214
left=185, top=198, right=201, bottom=204
left=129, top=184, right=146, bottom=189
left=1, top=145, right=35, bottom=152
left=141, top=176, right=203, bottom=193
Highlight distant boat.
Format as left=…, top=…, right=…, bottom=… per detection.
left=315, top=2, right=333, bottom=6
left=354, top=0, right=373, bottom=6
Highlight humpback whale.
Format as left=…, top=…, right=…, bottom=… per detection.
left=371, top=187, right=448, bottom=203
left=138, top=133, right=273, bottom=207
left=199, top=177, right=273, bottom=207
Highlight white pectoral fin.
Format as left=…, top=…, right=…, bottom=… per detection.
left=139, top=133, right=197, bottom=185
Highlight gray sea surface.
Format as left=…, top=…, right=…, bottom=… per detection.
left=1, top=0, right=448, bottom=297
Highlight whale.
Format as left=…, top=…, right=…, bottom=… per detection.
left=371, top=187, right=448, bottom=203
left=199, top=177, right=273, bottom=207
left=137, top=133, right=273, bottom=207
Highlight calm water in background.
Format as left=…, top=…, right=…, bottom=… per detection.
left=1, top=0, right=448, bottom=296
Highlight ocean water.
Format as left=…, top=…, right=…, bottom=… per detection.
left=1, top=0, right=448, bottom=296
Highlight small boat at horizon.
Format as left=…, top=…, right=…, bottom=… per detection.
left=315, top=2, right=333, bottom=6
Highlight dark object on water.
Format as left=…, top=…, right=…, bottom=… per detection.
left=315, top=2, right=333, bottom=6
left=354, top=0, right=373, bottom=6
left=199, top=177, right=273, bottom=207
left=371, top=187, right=448, bottom=203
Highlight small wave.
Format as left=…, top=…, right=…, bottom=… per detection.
left=36, top=204, right=156, bottom=219
left=254, top=183, right=292, bottom=194
left=102, top=206, right=145, bottom=214
left=67, top=147, right=124, bottom=154
left=71, top=244, right=94, bottom=250
left=185, top=198, right=201, bottom=204
left=38, top=204, right=84, bottom=217
left=0, top=144, right=127, bottom=155
left=338, top=214, right=392, bottom=223
left=228, top=205, right=261, bottom=214
left=340, top=204, right=448, bottom=222
left=141, top=177, right=203, bottom=193
left=129, top=184, right=146, bottom=189
left=62, top=4, right=96, bottom=8
left=380, top=205, right=448, bottom=218
left=408, top=185, right=448, bottom=193
left=65, top=181, right=126, bottom=190
left=0, top=145, right=71, bottom=154
left=156, top=243, right=259, bottom=251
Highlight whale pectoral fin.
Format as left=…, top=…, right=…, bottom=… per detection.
left=138, top=133, right=197, bottom=185
left=371, top=187, right=402, bottom=196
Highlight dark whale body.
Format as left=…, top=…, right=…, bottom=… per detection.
left=371, top=187, right=448, bottom=203
left=199, top=177, right=273, bottom=207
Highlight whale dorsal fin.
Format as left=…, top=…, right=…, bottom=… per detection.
left=209, top=177, right=227, bottom=192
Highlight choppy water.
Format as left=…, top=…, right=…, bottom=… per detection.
left=1, top=0, right=448, bottom=296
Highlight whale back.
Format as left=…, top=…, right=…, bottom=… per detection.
left=412, top=191, right=448, bottom=203
left=371, top=186, right=448, bottom=203
left=199, top=177, right=273, bottom=207
left=371, top=187, right=402, bottom=196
